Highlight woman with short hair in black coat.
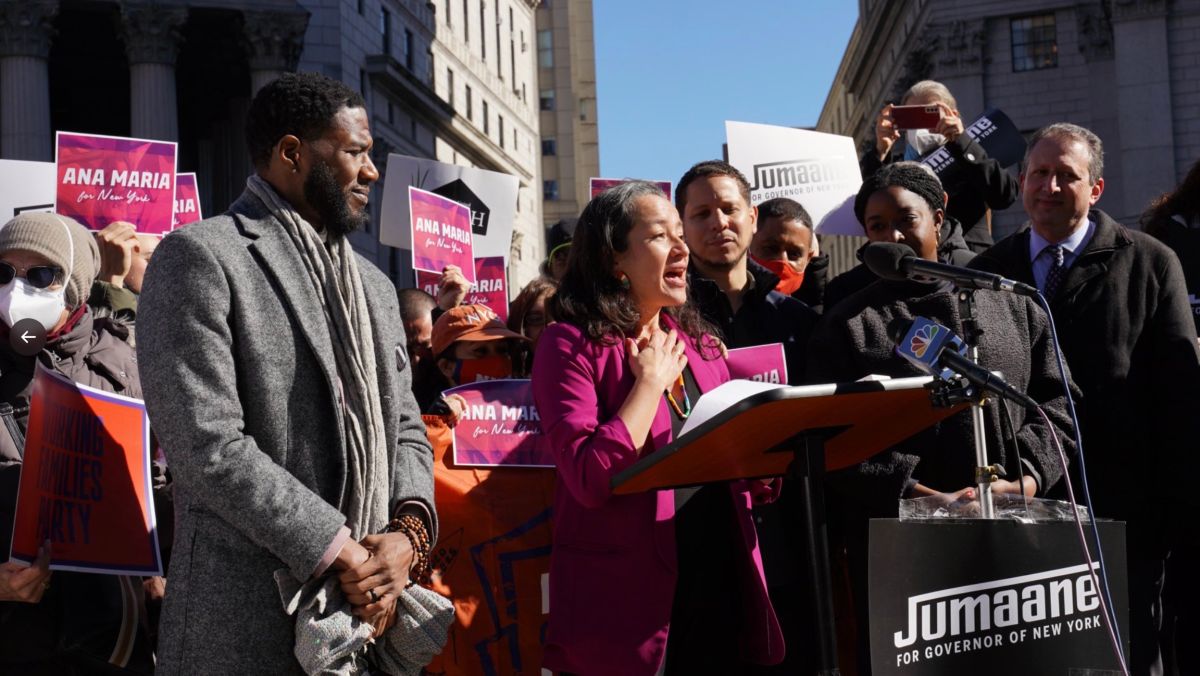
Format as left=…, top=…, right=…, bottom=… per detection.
left=806, top=162, right=1078, bottom=673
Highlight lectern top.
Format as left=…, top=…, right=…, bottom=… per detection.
left=612, top=376, right=966, bottom=495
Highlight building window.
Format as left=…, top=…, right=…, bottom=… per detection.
left=387, top=101, right=395, bottom=125
left=411, top=118, right=418, bottom=140
left=381, top=9, right=392, bottom=56
left=499, top=115, right=505, bottom=149
left=509, top=7, right=516, bottom=85
left=495, top=3, right=503, bottom=78
left=446, top=68, right=455, bottom=107
left=404, top=29, right=414, bottom=70
left=543, top=180, right=559, bottom=201
left=480, top=1, right=487, bottom=62
left=537, top=29, right=553, bottom=68
left=466, top=84, right=473, bottom=120
left=1011, top=14, right=1057, bottom=72
left=539, top=88, right=555, bottom=111
left=483, top=100, right=489, bottom=134
left=513, top=128, right=518, bottom=151
left=541, top=138, right=556, bottom=156
left=462, top=0, right=469, bottom=43
left=358, top=0, right=364, bottom=14
left=445, top=0, right=451, bottom=25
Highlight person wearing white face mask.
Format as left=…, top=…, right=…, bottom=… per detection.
left=0, top=212, right=155, bottom=675
left=863, top=79, right=1019, bottom=253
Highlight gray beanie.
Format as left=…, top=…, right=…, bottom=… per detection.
left=0, top=212, right=100, bottom=309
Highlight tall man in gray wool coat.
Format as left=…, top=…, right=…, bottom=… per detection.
left=138, top=72, right=438, bottom=673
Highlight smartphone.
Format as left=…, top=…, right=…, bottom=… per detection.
left=890, top=105, right=942, bottom=130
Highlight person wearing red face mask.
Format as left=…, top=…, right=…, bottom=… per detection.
left=416, top=306, right=556, bottom=675
left=411, top=304, right=526, bottom=420
left=749, top=198, right=829, bottom=311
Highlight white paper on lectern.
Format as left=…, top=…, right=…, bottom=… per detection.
left=679, top=375, right=931, bottom=438
left=680, top=380, right=783, bottom=437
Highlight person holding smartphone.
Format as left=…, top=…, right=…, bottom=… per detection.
left=863, top=79, right=1018, bottom=252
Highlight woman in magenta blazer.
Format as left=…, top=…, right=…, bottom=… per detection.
left=532, top=181, right=784, bottom=675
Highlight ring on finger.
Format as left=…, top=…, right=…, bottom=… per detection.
left=369, top=588, right=381, bottom=603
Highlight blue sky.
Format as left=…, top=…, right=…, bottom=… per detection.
left=593, top=1, right=859, bottom=186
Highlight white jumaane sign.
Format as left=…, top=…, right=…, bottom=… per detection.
left=725, top=121, right=864, bottom=236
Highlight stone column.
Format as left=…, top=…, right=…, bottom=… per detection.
left=242, top=10, right=309, bottom=95
left=1112, top=0, right=1174, bottom=222
left=0, top=1, right=58, bottom=160
left=121, top=4, right=187, bottom=142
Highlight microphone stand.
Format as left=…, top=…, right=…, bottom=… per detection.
left=956, top=287, right=1001, bottom=519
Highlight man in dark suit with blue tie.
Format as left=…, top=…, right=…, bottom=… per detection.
left=971, top=123, right=1200, bottom=676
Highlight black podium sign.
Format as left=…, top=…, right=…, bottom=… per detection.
left=869, top=519, right=1128, bottom=675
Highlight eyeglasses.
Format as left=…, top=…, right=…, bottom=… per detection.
left=0, top=262, right=63, bottom=289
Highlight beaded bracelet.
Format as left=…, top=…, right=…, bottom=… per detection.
left=387, top=515, right=431, bottom=586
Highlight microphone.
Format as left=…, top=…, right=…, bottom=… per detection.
left=863, top=242, right=1038, bottom=297
left=888, top=317, right=1040, bottom=410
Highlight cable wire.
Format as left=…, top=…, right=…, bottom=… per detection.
left=1035, top=291, right=1127, bottom=665
left=1037, top=406, right=1129, bottom=676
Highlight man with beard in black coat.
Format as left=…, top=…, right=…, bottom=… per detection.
left=971, top=122, right=1200, bottom=676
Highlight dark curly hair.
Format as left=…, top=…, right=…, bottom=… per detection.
left=854, top=161, right=945, bottom=225
left=245, top=71, right=366, bottom=168
left=550, top=181, right=719, bottom=357
left=1142, top=157, right=1200, bottom=238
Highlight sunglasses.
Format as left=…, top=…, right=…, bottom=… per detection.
left=0, top=262, right=63, bottom=289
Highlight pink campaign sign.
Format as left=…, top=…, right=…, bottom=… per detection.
left=173, top=172, right=202, bottom=229
left=462, top=256, right=508, bottom=322
left=726, top=343, right=788, bottom=385
left=413, top=257, right=507, bottom=320
left=444, top=379, right=554, bottom=468
left=56, top=132, right=177, bottom=235
left=415, top=269, right=440, bottom=297
left=410, top=186, right=475, bottom=284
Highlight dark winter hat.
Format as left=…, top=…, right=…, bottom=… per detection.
left=0, top=212, right=100, bottom=309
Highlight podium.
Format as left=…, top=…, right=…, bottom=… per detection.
left=868, top=518, right=1128, bottom=675
left=613, top=376, right=966, bottom=675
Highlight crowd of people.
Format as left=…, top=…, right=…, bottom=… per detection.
left=0, top=70, right=1197, bottom=676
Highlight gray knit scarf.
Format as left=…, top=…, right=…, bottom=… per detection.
left=246, top=175, right=388, bottom=537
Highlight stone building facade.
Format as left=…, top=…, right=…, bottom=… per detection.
left=0, top=0, right=548, bottom=290
left=537, top=0, right=599, bottom=233
left=818, top=0, right=1200, bottom=248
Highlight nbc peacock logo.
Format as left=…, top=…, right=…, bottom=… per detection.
left=909, top=324, right=940, bottom=359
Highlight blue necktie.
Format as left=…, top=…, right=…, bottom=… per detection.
left=1043, top=245, right=1067, bottom=299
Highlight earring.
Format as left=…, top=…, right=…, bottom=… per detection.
left=618, top=273, right=631, bottom=290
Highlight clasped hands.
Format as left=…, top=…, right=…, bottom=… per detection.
left=333, top=532, right=418, bottom=638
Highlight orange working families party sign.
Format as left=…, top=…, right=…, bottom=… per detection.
left=8, top=365, right=160, bottom=575
left=423, top=415, right=555, bottom=675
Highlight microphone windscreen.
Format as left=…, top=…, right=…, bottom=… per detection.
left=862, top=242, right=916, bottom=281
left=886, top=317, right=914, bottom=345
